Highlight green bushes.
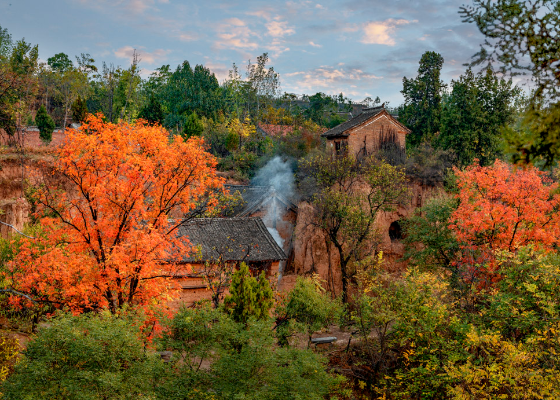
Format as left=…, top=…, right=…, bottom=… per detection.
left=1, top=277, right=344, bottom=400
left=1, top=311, right=161, bottom=400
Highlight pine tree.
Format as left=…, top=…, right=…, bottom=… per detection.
left=224, top=262, right=273, bottom=323
left=181, top=111, right=204, bottom=140
left=71, top=95, right=88, bottom=124
left=35, top=104, right=55, bottom=144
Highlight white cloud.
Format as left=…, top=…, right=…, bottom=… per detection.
left=204, top=59, right=229, bottom=82
left=266, top=19, right=295, bottom=38
left=286, top=65, right=382, bottom=95
left=215, top=18, right=259, bottom=50
left=114, top=46, right=171, bottom=65
left=361, top=18, right=414, bottom=46
left=309, top=41, right=322, bottom=48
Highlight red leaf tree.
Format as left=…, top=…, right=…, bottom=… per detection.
left=450, top=160, right=560, bottom=284
left=4, top=115, right=223, bottom=313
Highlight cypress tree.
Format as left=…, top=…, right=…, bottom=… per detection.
left=35, top=104, right=55, bottom=144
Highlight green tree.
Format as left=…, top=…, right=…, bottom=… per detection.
left=137, top=95, right=164, bottom=125
left=437, top=68, right=521, bottom=166
left=181, top=111, right=204, bottom=139
left=223, top=263, right=273, bottom=324
left=71, top=95, right=88, bottom=123
left=275, top=277, right=342, bottom=346
left=0, top=25, right=12, bottom=60
left=47, top=52, right=73, bottom=73
left=1, top=311, right=162, bottom=400
left=399, top=51, right=445, bottom=147
left=35, top=104, right=55, bottom=143
left=158, top=305, right=341, bottom=400
left=460, top=0, right=560, bottom=166
left=0, top=39, right=39, bottom=139
left=403, top=193, right=460, bottom=278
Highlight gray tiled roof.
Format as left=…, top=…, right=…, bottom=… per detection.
left=176, top=217, right=286, bottom=263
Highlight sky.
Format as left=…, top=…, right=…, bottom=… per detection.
left=0, top=0, right=488, bottom=105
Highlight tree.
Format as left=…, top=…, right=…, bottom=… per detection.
left=224, top=262, right=273, bottom=324
left=399, top=51, right=445, bottom=147
left=35, top=104, right=55, bottom=143
left=71, top=95, right=88, bottom=123
left=138, top=94, right=164, bottom=125
left=1, top=311, right=162, bottom=400
left=438, top=68, right=521, bottom=166
left=451, top=160, right=560, bottom=252
left=182, top=111, right=204, bottom=139
left=47, top=52, right=73, bottom=73
left=460, top=0, right=560, bottom=166
left=300, top=154, right=409, bottom=302
left=403, top=193, right=460, bottom=274
left=246, top=53, right=280, bottom=119
left=0, top=39, right=39, bottom=140
left=275, top=277, right=342, bottom=346
left=53, top=66, right=89, bottom=131
left=0, top=25, right=12, bottom=60
left=2, top=115, right=223, bottom=313
left=450, top=160, right=560, bottom=285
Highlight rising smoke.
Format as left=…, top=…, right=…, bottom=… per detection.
left=252, top=157, right=295, bottom=278
left=252, top=156, right=295, bottom=200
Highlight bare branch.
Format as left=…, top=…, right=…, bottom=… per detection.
left=0, top=221, right=36, bottom=239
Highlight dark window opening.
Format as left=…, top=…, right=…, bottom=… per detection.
left=335, top=140, right=348, bottom=157
left=389, top=221, right=402, bottom=241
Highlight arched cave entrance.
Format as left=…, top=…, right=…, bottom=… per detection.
left=388, top=220, right=403, bottom=241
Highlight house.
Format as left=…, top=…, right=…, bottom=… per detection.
left=172, top=217, right=286, bottom=305
left=321, top=105, right=411, bottom=158
left=223, top=184, right=297, bottom=265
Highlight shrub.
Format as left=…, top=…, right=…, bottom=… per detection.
left=1, top=311, right=162, bottom=400
left=35, top=105, right=55, bottom=144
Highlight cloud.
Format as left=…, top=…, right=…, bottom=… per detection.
left=71, top=0, right=168, bottom=14
left=114, top=46, right=171, bottom=65
left=361, top=18, right=414, bottom=46
left=266, top=19, right=295, bottom=38
left=204, top=60, right=230, bottom=82
left=309, top=41, right=322, bottom=48
left=178, top=32, right=199, bottom=42
left=285, top=65, right=382, bottom=95
left=215, top=18, right=259, bottom=50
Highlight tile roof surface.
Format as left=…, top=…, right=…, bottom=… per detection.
left=176, top=217, right=287, bottom=263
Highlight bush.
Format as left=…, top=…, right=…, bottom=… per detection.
left=158, top=304, right=342, bottom=400
left=1, top=311, right=162, bottom=400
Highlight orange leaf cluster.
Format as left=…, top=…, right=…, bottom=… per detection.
left=6, top=115, right=223, bottom=313
left=450, top=160, right=560, bottom=283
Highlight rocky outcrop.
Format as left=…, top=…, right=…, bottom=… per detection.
left=282, top=181, right=439, bottom=295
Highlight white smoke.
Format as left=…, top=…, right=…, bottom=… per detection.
left=267, top=227, right=284, bottom=249
left=253, top=157, right=295, bottom=282
left=252, top=156, right=295, bottom=201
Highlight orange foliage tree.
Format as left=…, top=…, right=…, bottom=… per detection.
left=450, top=160, right=560, bottom=282
left=3, top=115, right=223, bottom=313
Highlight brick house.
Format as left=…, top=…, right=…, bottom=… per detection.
left=172, top=217, right=286, bottom=305
left=321, top=105, right=411, bottom=158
